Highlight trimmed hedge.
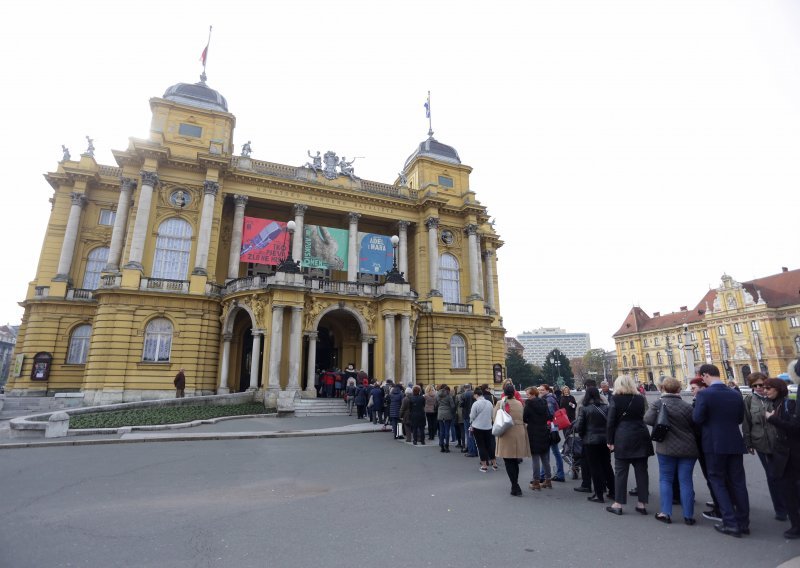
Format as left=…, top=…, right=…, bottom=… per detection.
left=69, top=403, right=267, bottom=429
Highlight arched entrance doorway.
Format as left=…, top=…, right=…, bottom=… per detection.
left=308, top=308, right=372, bottom=384
left=226, top=306, right=262, bottom=392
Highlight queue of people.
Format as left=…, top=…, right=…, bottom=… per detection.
left=342, top=358, right=800, bottom=541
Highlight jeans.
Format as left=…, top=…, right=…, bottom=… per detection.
left=438, top=420, right=452, bottom=447
left=464, top=417, right=477, bottom=455
left=531, top=452, right=551, bottom=481
left=657, top=454, right=696, bottom=518
left=757, top=451, right=787, bottom=517
left=347, top=397, right=355, bottom=415
left=540, top=440, right=565, bottom=480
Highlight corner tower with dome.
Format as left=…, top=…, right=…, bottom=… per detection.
left=7, top=75, right=506, bottom=405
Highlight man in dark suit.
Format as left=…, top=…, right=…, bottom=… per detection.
left=693, top=363, right=750, bottom=537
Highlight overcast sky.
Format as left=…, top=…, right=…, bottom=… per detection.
left=1, top=0, right=798, bottom=352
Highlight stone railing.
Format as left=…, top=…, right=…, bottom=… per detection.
left=444, top=302, right=473, bottom=314
left=306, top=278, right=381, bottom=296
left=34, top=286, right=50, bottom=297
left=98, top=165, right=122, bottom=178
left=205, top=282, right=223, bottom=297
left=66, top=288, right=94, bottom=300
left=417, top=301, right=432, bottom=313
left=100, top=274, right=122, bottom=288
left=140, top=278, right=190, bottom=293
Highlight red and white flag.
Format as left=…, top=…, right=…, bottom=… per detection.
left=200, top=45, right=208, bottom=66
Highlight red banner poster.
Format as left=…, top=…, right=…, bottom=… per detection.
left=240, top=217, right=289, bottom=266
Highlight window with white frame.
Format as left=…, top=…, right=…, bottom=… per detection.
left=654, top=337, right=660, bottom=346
left=152, top=218, right=192, bottom=280
left=439, top=253, right=460, bottom=303
left=142, top=318, right=173, bottom=362
left=733, top=323, right=743, bottom=334
left=718, top=326, right=727, bottom=336
left=702, top=330, right=709, bottom=339
left=66, top=324, right=91, bottom=364
left=450, top=334, right=466, bottom=368
left=623, top=356, right=628, bottom=367
left=632, top=355, right=637, bottom=366
left=81, top=247, right=109, bottom=290
left=657, top=352, right=664, bottom=364
left=643, top=339, right=648, bottom=347
left=629, top=341, right=634, bottom=348
left=691, top=331, right=697, bottom=341
left=645, top=353, right=651, bottom=365
left=750, top=320, right=760, bottom=331
left=790, top=317, right=800, bottom=328
left=99, top=209, right=116, bottom=226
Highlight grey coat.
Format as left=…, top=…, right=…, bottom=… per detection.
left=644, top=394, right=699, bottom=458
left=436, top=391, right=456, bottom=421
left=742, top=393, right=778, bottom=454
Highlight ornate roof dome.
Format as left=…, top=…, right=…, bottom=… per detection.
left=163, top=78, right=228, bottom=112
left=403, top=135, right=461, bottom=170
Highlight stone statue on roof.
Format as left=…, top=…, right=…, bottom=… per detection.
left=61, top=145, right=70, bottom=161
left=85, top=136, right=95, bottom=157
left=241, top=141, right=252, bottom=157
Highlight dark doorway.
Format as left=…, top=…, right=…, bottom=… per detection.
left=239, top=327, right=253, bottom=392
left=741, top=365, right=751, bottom=381
left=316, top=326, right=338, bottom=371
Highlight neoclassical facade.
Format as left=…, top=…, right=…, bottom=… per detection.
left=613, top=269, right=800, bottom=386
left=6, top=76, right=506, bottom=405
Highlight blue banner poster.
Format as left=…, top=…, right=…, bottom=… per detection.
left=358, top=233, right=393, bottom=275
left=301, top=225, right=349, bottom=270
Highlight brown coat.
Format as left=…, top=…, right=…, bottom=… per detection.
left=493, top=398, right=531, bottom=459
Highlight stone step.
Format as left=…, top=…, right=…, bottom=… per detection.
left=294, top=398, right=349, bottom=417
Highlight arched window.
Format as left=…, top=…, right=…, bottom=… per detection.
left=632, top=355, right=637, bottom=367
left=656, top=352, right=663, bottom=365
left=152, top=218, right=192, bottom=280
left=645, top=353, right=651, bottom=366
left=142, top=318, right=173, bottom=362
left=439, top=253, right=460, bottom=303
left=623, top=356, right=628, bottom=367
left=450, top=334, right=467, bottom=369
left=82, top=247, right=109, bottom=290
left=693, top=346, right=701, bottom=362
left=66, top=324, right=91, bottom=364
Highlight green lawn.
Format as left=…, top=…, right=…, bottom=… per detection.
left=68, top=403, right=267, bottom=429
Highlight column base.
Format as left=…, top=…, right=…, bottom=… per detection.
left=192, top=267, right=208, bottom=276
left=467, top=294, right=483, bottom=302
left=123, top=261, right=143, bottom=271
left=428, top=289, right=442, bottom=298
left=217, top=387, right=230, bottom=395
left=102, top=264, right=120, bottom=274
left=52, top=274, right=71, bottom=283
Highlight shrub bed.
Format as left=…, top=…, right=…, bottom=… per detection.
left=69, top=403, right=267, bottom=429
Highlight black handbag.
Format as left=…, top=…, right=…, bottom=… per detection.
left=650, top=400, right=670, bottom=443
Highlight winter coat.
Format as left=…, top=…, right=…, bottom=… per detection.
left=354, top=385, right=367, bottom=406
left=409, top=394, right=427, bottom=427
left=543, top=393, right=559, bottom=418
left=766, top=397, right=800, bottom=478
left=493, top=397, right=531, bottom=459
left=575, top=403, right=609, bottom=446
left=400, top=395, right=411, bottom=422
left=743, top=393, right=778, bottom=454
left=437, top=390, right=456, bottom=421
left=388, top=387, right=404, bottom=418
left=523, top=397, right=551, bottom=455
left=470, top=397, right=493, bottom=430
left=462, top=388, right=475, bottom=419
left=607, top=394, right=653, bottom=460
left=644, top=394, right=699, bottom=458
left=370, top=386, right=384, bottom=410
left=424, top=392, right=437, bottom=414
left=560, top=395, right=578, bottom=423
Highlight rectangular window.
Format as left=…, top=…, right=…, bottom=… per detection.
left=718, top=326, right=727, bottom=336
left=690, top=332, right=697, bottom=341
left=654, top=338, right=660, bottom=346
left=702, top=330, right=709, bottom=339
left=643, top=339, right=648, bottom=347
left=178, top=123, right=202, bottom=138
left=99, top=209, right=116, bottom=226
left=750, top=320, right=760, bottom=331
left=438, top=175, right=454, bottom=188
left=733, top=323, right=742, bottom=334
left=790, top=316, right=800, bottom=328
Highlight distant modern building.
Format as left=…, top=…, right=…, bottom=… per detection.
left=505, top=336, right=524, bottom=357
left=517, top=327, right=591, bottom=366
left=0, top=324, right=18, bottom=384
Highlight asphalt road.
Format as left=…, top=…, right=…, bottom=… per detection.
left=1, top=431, right=799, bottom=568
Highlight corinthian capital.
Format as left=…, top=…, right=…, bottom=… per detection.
left=348, top=212, right=361, bottom=225
left=70, top=192, right=86, bottom=208
left=120, top=177, right=137, bottom=193
left=234, top=194, right=249, bottom=208
left=140, top=170, right=159, bottom=187
left=397, top=220, right=410, bottom=232
left=425, top=217, right=439, bottom=230
left=203, top=181, right=220, bottom=196
left=293, top=204, right=308, bottom=217
left=464, top=224, right=479, bottom=236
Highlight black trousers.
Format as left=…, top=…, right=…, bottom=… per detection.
left=586, top=444, right=615, bottom=499
left=581, top=443, right=593, bottom=489
left=780, top=472, right=800, bottom=530
left=614, top=456, right=649, bottom=505
left=504, top=458, right=521, bottom=490
left=426, top=413, right=438, bottom=438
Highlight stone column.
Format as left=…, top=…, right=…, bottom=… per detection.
left=306, top=332, right=318, bottom=394
left=193, top=181, right=219, bottom=275
left=53, top=192, right=86, bottom=282
left=249, top=330, right=262, bottom=390
left=483, top=250, right=496, bottom=311
left=218, top=333, right=232, bottom=394
left=397, top=221, right=409, bottom=277
left=425, top=217, right=441, bottom=296
left=227, top=194, right=248, bottom=280
left=124, top=171, right=159, bottom=271
left=287, top=307, right=303, bottom=390
left=399, top=314, right=411, bottom=385
left=410, top=339, right=417, bottom=384
left=476, top=237, right=485, bottom=298
left=360, top=336, right=370, bottom=374
left=384, top=313, right=395, bottom=382
left=104, top=178, right=136, bottom=272
left=465, top=224, right=481, bottom=301
left=292, top=204, right=308, bottom=262
left=347, top=212, right=360, bottom=281
left=268, top=306, right=285, bottom=390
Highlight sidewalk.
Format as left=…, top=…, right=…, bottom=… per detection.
left=0, top=413, right=391, bottom=449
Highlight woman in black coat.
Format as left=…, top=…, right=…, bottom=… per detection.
left=523, top=387, right=552, bottom=490
left=765, top=377, right=800, bottom=539
left=408, top=385, right=427, bottom=445
left=574, top=386, right=616, bottom=503
left=606, top=376, right=653, bottom=515
left=354, top=384, right=367, bottom=419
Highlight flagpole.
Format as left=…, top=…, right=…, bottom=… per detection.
left=427, top=90, right=433, bottom=137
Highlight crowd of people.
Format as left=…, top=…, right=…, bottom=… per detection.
left=334, top=357, right=800, bottom=541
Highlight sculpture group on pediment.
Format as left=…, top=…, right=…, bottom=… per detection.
left=304, top=150, right=359, bottom=181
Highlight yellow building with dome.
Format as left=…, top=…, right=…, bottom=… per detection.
left=5, top=75, right=507, bottom=406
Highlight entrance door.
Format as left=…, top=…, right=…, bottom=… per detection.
left=316, top=326, right=338, bottom=371
left=741, top=365, right=751, bottom=381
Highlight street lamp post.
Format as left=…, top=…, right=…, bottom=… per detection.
left=683, top=324, right=695, bottom=384
left=550, top=354, right=563, bottom=387
left=277, top=220, right=300, bottom=273
left=385, top=235, right=405, bottom=284
left=665, top=334, right=675, bottom=378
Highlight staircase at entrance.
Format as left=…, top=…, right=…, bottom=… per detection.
left=294, top=397, right=349, bottom=417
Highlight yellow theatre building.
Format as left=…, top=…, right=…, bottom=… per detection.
left=6, top=75, right=506, bottom=406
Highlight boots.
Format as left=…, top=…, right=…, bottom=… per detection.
left=529, top=480, right=541, bottom=491
left=543, top=479, right=553, bottom=489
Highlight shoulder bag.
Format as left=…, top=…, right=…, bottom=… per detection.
left=492, top=399, right=514, bottom=437
left=650, top=400, right=670, bottom=443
